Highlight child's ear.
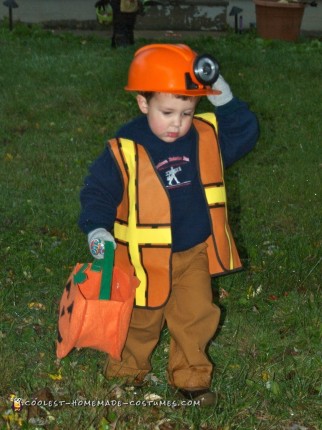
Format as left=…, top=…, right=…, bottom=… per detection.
left=136, top=94, right=149, bottom=114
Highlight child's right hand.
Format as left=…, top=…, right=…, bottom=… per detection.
left=88, top=228, right=117, bottom=259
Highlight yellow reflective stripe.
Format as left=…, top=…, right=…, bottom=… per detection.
left=205, top=186, right=226, bottom=205
left=120, top=139, right=146, bottom=306
left=195, top=112, right=218, bottom=133
left=115, top=222, right=171, bottom=244
left=225, top=224, right=234, bottom=270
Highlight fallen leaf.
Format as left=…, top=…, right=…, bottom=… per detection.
left=23, top=271, right=32, bottom=279
left=255, top=285, right=263, bottom=295
left=48, top=369, right=62, bottom=381
left=288, top=424, right=309, bottom=430
left=2, top=409, right=24, bottom=427
left=144, top=393, right=162, bottom=401
left=154, top=418, right=172, bottom=430
left=109, top=385, right=124, bottom=399
left=144, top=373, right=161, bottom=384
left=98, top=417, right=112, bottom=430
left=28, top=302, right=46, bottom=310
left=220, top=288, right=230, bottom=299
left=247, top=286, right=255, bottom=299
left=261, top=371, right=270, bottom=382
left=228, top=364, right=240, bottom=370
left=4, top=153, right=14, bottom=161
left=271, top=381, right=280, bottom=395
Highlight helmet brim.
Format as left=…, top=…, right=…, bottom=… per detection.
left=125, top=87, right=222, bottom=96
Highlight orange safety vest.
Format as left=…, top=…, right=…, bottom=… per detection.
left=108, top=113, right=242, bottom=309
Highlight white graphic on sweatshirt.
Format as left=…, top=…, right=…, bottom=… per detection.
left=156, top=156, right=191, bottom=189
left=165, top=166, right=182, bottom=186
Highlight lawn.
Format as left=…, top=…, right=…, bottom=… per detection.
left=0, top=23, right=321, bottom=430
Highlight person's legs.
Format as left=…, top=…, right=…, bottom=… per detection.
left=105, top=306, right=165, bottom=383
left=110, top=1, right=136, bottom=47
left=165, top=242, right=221, bottom=390
left=105, top=241, right=220, bottom=406
left=110, top=0, right=127, bottom=47
left=124, top=12, right=137, bottom=45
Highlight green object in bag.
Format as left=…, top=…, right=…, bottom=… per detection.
left=90, top=241, right=115, bottom=300
left=99, top=241, right=115, bottom=300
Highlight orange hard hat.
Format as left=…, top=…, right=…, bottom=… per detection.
left=125, top=44, right=221, bottom=96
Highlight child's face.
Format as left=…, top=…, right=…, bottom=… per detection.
left=136, top=93, right=198, bottom=143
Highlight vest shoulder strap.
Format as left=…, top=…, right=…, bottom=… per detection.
left=194, top=112, right=218, bottom=134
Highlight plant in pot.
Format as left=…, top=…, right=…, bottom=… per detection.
left=253, top=0, right=317, bottom=41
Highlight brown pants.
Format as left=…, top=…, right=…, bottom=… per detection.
left=105, top=242, right=221, bottom=390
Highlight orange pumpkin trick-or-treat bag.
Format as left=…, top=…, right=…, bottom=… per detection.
left=56, top=242, right=137, bottom=361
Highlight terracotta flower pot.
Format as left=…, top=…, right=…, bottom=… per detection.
left=253, top=0, right=306, bottom=41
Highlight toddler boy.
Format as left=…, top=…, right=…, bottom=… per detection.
left=79, top=44, right=259, bottom=406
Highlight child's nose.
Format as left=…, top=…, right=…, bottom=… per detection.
left=172, top=115, right=182, bottom=128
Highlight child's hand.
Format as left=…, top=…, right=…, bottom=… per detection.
left=207, top=75, right=233, bottom=107
left=88, top=228, right=116, bottom=259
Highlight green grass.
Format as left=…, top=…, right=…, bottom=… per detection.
left=0, top=22, right=321, bottom=430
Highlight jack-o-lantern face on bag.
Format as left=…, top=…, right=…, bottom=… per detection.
left=57, top=278, right=74, bottom=343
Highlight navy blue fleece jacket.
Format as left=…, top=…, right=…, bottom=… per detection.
left=79, top=97, right=259, bottom=252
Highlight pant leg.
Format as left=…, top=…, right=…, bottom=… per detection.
left=110, top=0, right=126, bottom=47
left=165, top=242, right=221, bottom=390
left=105, top=306, right=165, bottom=381
left=110, top=0, right=136, bottom=47
left=124, top=12, right=137, bottom=45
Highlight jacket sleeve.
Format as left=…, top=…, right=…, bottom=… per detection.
left=78, top=146, right=123, bottom=234
left=216, top=97, right=259, bottom=168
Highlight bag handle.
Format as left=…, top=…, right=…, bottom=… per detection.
left=92, top=241, right=115, bottom=300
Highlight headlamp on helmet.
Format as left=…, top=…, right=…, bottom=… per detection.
left=194, top=54, right=219, bottom=85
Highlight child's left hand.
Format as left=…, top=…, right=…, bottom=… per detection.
left=207, top=75, right=233, bottom=107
